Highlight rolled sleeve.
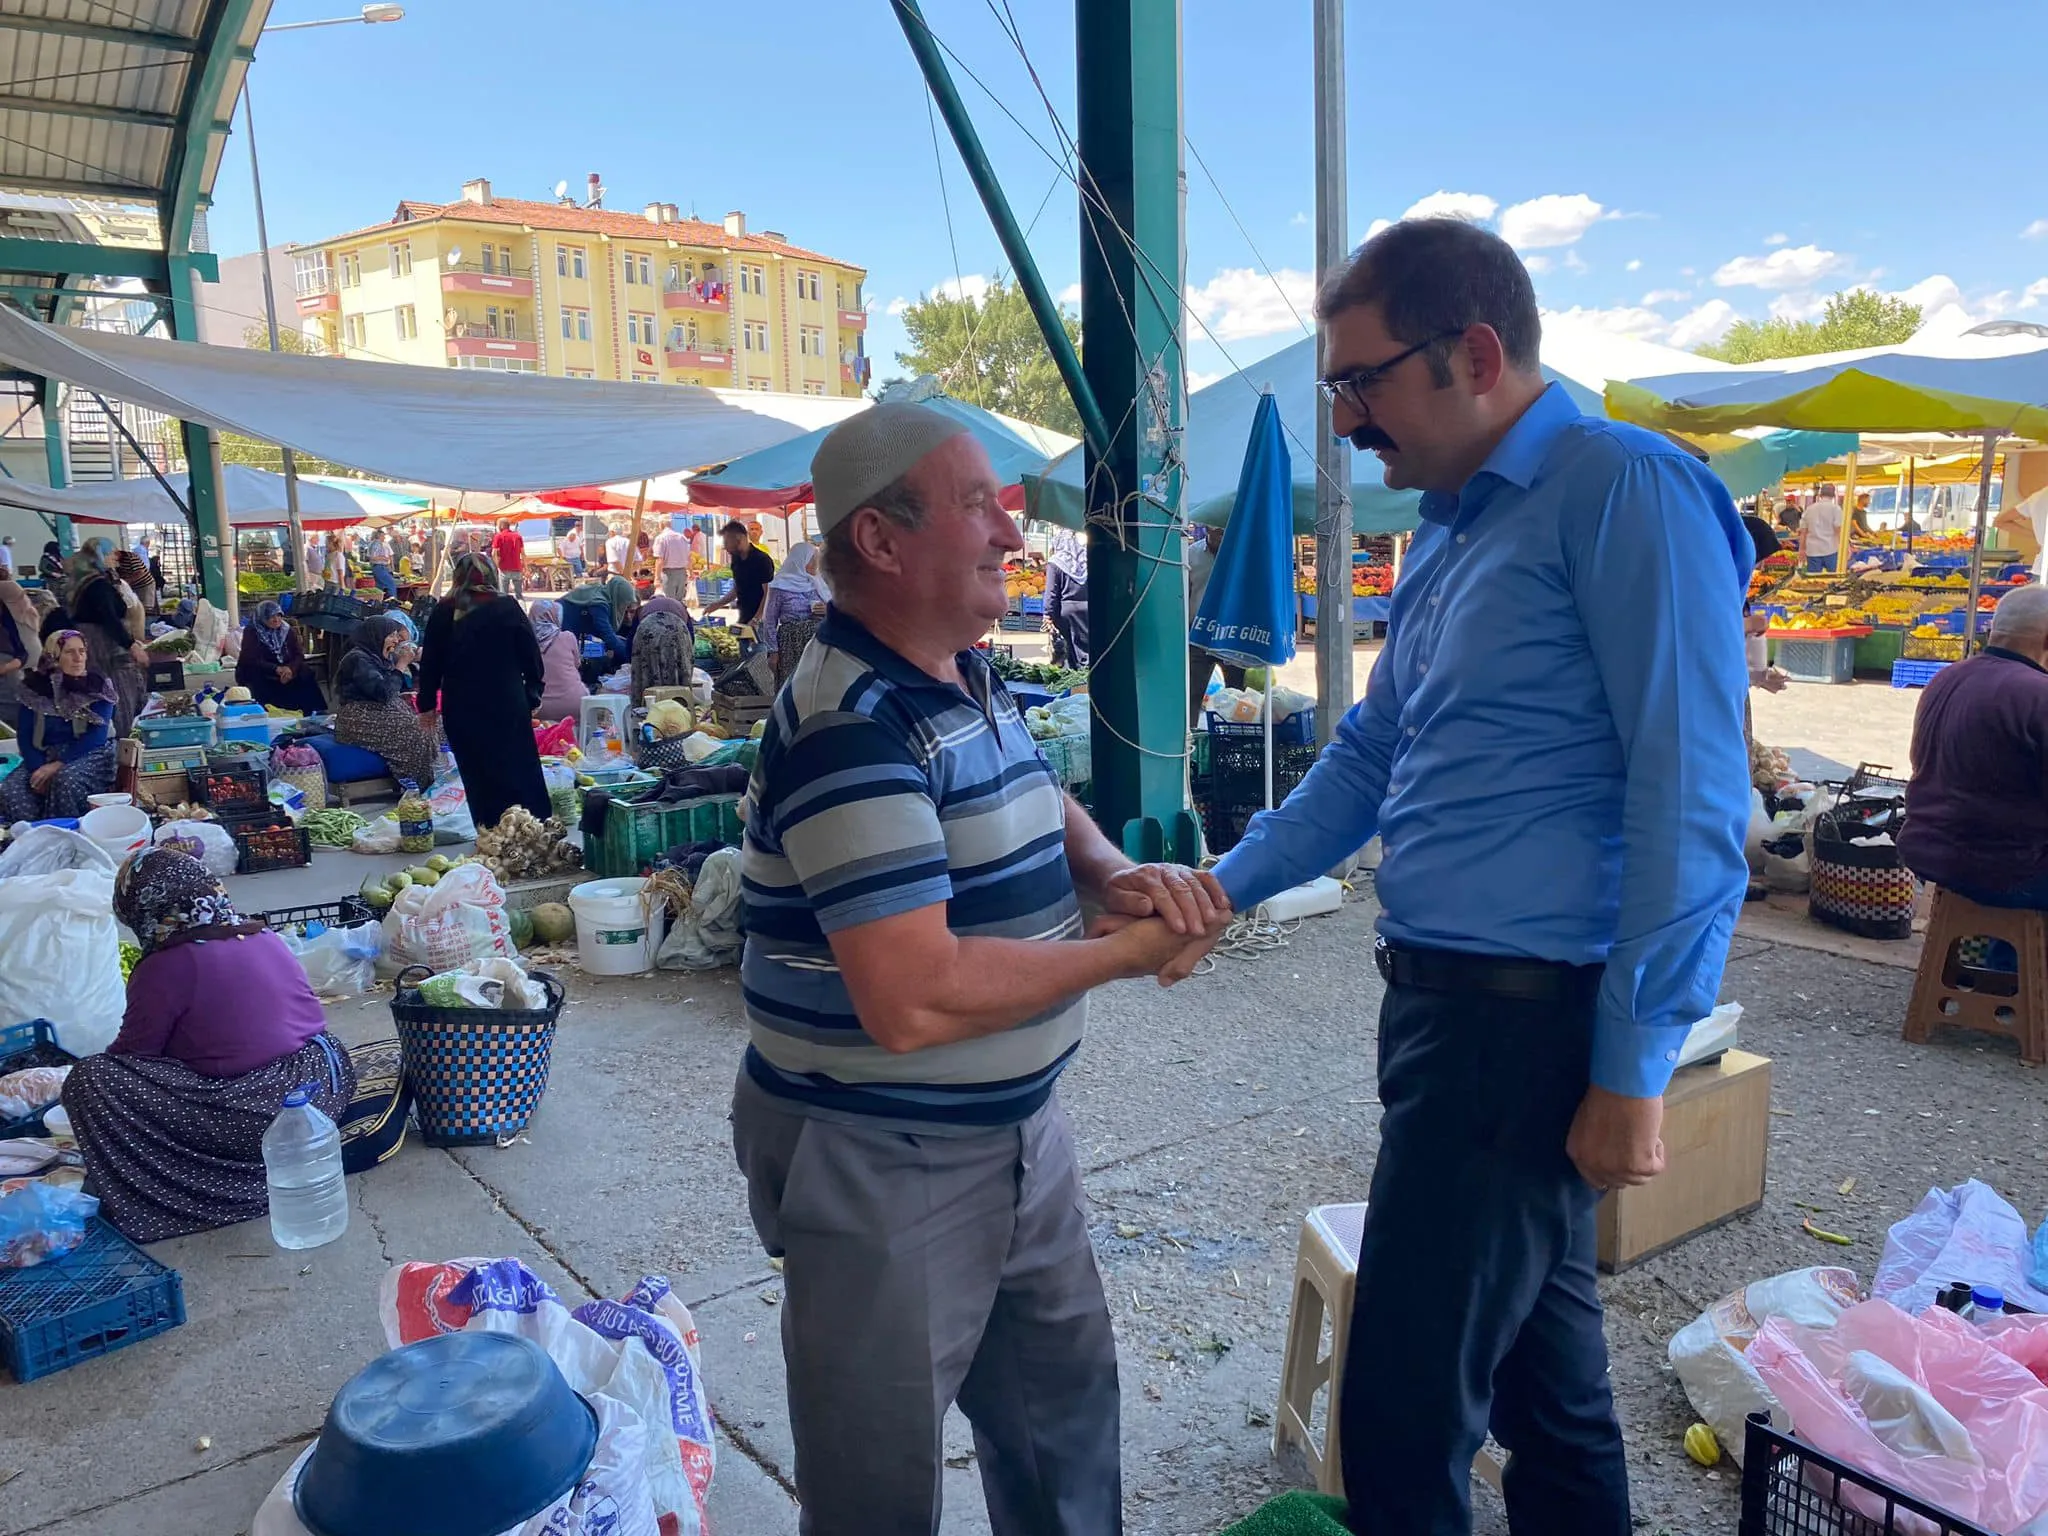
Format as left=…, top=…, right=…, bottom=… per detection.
left=770, top=715, right=953, bottom=934
left=1574, top=457, right=1752, bottom=1097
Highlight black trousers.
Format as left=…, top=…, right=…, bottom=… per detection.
left=1340, top=978, right=1631, bottom=1536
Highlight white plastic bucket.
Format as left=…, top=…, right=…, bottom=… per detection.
left=78, top=802, right=150, bottom=865
left=86, top=792, right=133, bottom=809
left=567, top=877, right=666, bottom=976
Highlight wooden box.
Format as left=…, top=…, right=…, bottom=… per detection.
left=1596, top=1049, right=1771, bottom=1272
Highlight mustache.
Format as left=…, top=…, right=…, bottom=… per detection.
left=1347, top=425, right=1398, bottom=452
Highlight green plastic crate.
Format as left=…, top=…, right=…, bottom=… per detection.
left=1853, top=626, right=1906, bottom=676
left=586, top=794, right=743, bottom=878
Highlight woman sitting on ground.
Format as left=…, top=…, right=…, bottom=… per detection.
left=235, top=601, right=328, bottom=713
left=333, top=615, right=435, bottom=790
left=529, top=599, right=587, bottom=723
left=629, top=594, right=693, bottom=705
left=0, top=631, right=116, bottom=822
left=61, top=848, right=357, bottom=1243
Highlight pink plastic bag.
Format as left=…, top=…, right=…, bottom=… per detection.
left=1750, top=1300, right=2048, bottom=1533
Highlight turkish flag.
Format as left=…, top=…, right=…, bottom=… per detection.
left=636, top=348, right=654, bottom=366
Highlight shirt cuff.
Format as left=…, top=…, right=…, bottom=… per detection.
left=1589, top=1016, right=1694, bottom=1099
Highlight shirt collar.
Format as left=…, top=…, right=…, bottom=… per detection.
left=1417, top=381, right=1583, bottom=526
left=817, top=605, right=992, bottom=700
left=1982, top=645, right=2047, bottom=675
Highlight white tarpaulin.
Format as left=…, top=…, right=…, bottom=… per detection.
left=0, top=305, right=846, bottom=491
left=0, top=464, right=378, bottom=529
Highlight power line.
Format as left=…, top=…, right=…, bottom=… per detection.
left=922, top=88, right=983, bottom=407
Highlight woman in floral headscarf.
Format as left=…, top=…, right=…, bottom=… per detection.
left=59, top=848, right=355, bottom=1242
left=415, top=551, right=549, bottom=827
left=0, top=630, right=117, bottom=821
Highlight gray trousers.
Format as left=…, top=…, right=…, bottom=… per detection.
left=731, top=1072, right=1122, bottom=1536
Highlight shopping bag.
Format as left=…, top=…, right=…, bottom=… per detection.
left=382, top=863, right=513, bottom=973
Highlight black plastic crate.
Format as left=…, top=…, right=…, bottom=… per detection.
left=191, top=758, right=267, bottom=815
left=0, top=1019, right=74, bottom=1139
left=254, top=896, right=373, bottom=934
left=1206, top=706, right=1317, bottom=745
left=1208, top=737, right=1319, bottom=808
left=1199, top=799, right=1264, bottom=857
left=1740, top=1413, right=1995, bottom=1536
left=231, top=815, right=312, bottom=875
left=0, top=1218, right=187, bottom=1382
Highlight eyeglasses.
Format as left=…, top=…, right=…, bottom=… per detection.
left=1317, top=329, right=1465, bottom=413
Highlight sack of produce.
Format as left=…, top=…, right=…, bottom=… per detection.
left=0, top=832, right=124, bottom=1056
left=415, top=958, right=546, bottom=1011
left=352, top=813, right=402, bottom=855
left=383, top=861, right=514, bottom=974
left=1667, top=1266, right=1858, bottom=1465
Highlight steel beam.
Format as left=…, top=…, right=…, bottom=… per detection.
left=0, top=17, right=200, bottom=54
left=161, top=0, right=259, bottom=257
left=0, top=239, right=214, bottom=283
left=1075, top=0, right=1195, bottom=861
left=1311, top=0, right=1353, bottom=754
left=163, top=255, right=233, bottom=613
left=0, top=95, right=178, bottom=129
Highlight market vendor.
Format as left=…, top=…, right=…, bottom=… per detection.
left=0, top=630, right=116, bottom=822
left=334, top=615, right=435, bottom=790
left=1044, top=529, right=1090, bottom=668
left=235, top=601, right=328, bottom=713
left=60, top=848, right=357, bottom=1243
left=1899, top=584, right=2048, bottom=907
left=559, top=575, right=633, bottom=665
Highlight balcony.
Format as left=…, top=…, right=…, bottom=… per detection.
left=838, top=308, right=866, bottom=331
left=666, top=347, right=732, bottom=372
left=446, top=330, right=538, bottom=363
left=441, top=263, right=534, bottom=299
left=296, top=289, right=338, bottom=316
left=663, top=281, right=729, bottom=313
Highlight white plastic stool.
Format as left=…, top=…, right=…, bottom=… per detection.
left=1274, top=1201, right=1505, bottom=1497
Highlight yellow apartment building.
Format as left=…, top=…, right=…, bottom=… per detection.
left=288, top=177, right=870, bottom=395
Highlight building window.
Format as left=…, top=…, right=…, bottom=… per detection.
left=343, top=314, right=365, bottom=348
left=561, top=307, right=591, bottom=342
left=556, top=245, right=586, bottom=279
left=388, top=240, right=412, bottom=276
left=799, top=325, right=824, bottom=357
left=743, top=320, right=769, bottom=351
left=623, top=253, right=652, bottom=286
left=565, top=368, right=594, bottom=379
left=395, top=304, right=417, bottom=340
left=738, top=262, right=765, bottom=296
left=796, top=270, right=821, bottom=302
left=340, top=252, right=360, bottom=288
left=802, top=381, right=825, bottom=396
left=627, top=312, right=656, bottom=346
left=294, top=253, right=333, bottom=296
left=747, top=378, right=771, bottom=391
left=632, top=371, right=659, bottom=384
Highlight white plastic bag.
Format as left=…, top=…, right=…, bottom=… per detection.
left=0, top=826, right=115, bottom=879
left=352, top=814, right=401, bottom=855
left=153, top=818, right=237, bottom=880
left=1668, top=1266, right=1860, bottom=1465
left=415, top=958, right=544, bottom=1010
left=1874, top=1181, right=2048, bottom=1316
left=383, top=862, right=513, bottom=974
left=655, top=848, right=743, bottom=972
left=282, top=921, right=382, bottom=1002
left=190, top=598, right=230, bottom=667
left=429, top=764, right=476, bottom=845
left=0, top=865, right=125, bottom=1057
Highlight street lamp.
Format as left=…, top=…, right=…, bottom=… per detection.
left=245, top=4, right=406, bottom=590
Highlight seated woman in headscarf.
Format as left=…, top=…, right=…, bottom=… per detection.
left=0, top=630, right=116, bottom=821
left=529, top=599, right=587, bottom=723
left=629, top=595, right=694, bottom=705
left=60, top=848, right=355, bottom=1243
left=235, top=600, right=327, bottom=713
left=558, top=575, right=634, bottom=665
left=0, top=568, right=38, bottom=724
left=334, top=615, right=435, bottom=790
left=757, top=541, right=830, bottom=657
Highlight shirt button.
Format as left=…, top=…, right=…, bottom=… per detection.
left=1455, top=533, right=1468, bottom=545
left=1665, top=1049, right=1679, bottom=1062
left=1405, top=726, right=1417, bottom=737
left=1430, top=592, right=1442, bottom=606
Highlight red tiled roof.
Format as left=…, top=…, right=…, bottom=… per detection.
left=301, top=194, right=863, bottom=272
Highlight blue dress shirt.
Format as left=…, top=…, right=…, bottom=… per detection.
left=1213, top=383, right=1753, bottom=1099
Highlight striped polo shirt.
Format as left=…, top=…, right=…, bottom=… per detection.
left=738, top=608, right=1085, bottom=1128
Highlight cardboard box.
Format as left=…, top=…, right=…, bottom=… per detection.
left=1597, top=1049, right=1771, bottom=1272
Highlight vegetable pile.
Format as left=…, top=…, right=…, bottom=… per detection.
left=474, top=806, right=582, bottom=884
left=305, top=809, right=368, bottom=848
left=357, top=853, right=459, bottom=914
left=696, top=628, right=741, bottom=665
left=987, top=651, right=1087, bottom=693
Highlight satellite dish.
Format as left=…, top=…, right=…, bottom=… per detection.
left=445, top=247, right=461, bottom=267
left=555, top=180, right=569, bottom=200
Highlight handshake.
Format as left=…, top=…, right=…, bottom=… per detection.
left=1091, top=863, right=1234, bottom=987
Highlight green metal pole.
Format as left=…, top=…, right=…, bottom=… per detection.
left=35, top=374, right=71, bottom=555
left=889, top=0, right=1112, bottom=458
left=163, top=255, right=233, bottom=613
left=1075, top=0, right=1195, bottom=862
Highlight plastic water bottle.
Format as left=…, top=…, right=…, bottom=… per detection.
left=262, top=1088, right=349, bottom=1250
left=1966, top=1285, right=2007, bottom=1322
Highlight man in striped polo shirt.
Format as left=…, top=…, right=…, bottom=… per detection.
left=731, top=403, right=1228, bottom=1534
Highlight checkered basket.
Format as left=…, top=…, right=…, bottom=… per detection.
left=389, top=964, right=566, bottom=1147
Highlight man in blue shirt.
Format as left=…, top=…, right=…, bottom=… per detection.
left=1201, top=220, right=1753, bottom=1534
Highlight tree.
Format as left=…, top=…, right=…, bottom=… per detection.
left=894, top=279, right=1082, bottom=435
left=1696, top=289, right=1923, bottom=363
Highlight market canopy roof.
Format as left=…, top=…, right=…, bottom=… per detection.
left=0, top=464, right=379, bottom=529
left=0, top=305, right=854, bottom=490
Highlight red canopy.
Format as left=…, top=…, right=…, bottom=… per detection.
left=535, top=486, right=691, bottom=515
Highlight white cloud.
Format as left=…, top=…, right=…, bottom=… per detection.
left=2020, top=279, right=2048, bottom=311
left=1186, top=368, right=1226, bottom=392
left=1767, top=291, right=1830, bottom=323
left=1056, top=281, right=1082, bottom=307
left=1625, top=259, right=1642, bottom=272
left=1522, top=254, right=1553, bottom=274
left=1543, top=304, right=1667, bottom=341
left=932, top=274, right=991, bottom=304
left=1712, top=244, right=1850, bottom=291
left=1667, top=299, right=1738, bottom=350
left=1764, top=232, right=1789, bottom=246
left=1498, top=193, right=1608, bottom=250
left=885, top=296, right=910, bottom=317
left=1563, top=249, right=1589, bottom=273
left=1679, top=267, right=1696, bottom=277
left=1888, top=274, right=1963, bottom=314
left=1364, top=218, right=1393, bottom=241
left=2023, top=219, right=2048, bottom=240
left=1184, top=266, right=1316, bottom=342
left=1641, top=288, right=1691, bottom=306
left=1289, top=211, right=1309, bottom=227
left=1400, top=190, right=1498, bottom=223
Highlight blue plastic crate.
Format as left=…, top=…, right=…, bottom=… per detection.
left=1206, top=706, right=1317, bottom=745
left=0, top=1019, right=71, bottom=1139
left=1891, top=658, right=1952, bottom=689
left=1020, top=595, right=1046, bottom=616
left=1771, top=635, right=1858, bottom=684
left=0, top=1219, right=186, bottom=1381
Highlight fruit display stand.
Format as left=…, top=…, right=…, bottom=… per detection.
left=1765, top=626, right=1870, bottom=685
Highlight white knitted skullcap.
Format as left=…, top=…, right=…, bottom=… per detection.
left=810, top=403, right=969, bottom=535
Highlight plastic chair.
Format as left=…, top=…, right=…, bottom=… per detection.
left=1274, top=1202, right=1505, bottom=1497
left=1904, top=886, right=2048, bottom=1066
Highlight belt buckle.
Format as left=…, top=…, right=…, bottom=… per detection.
left=1373, top=937, right=1394, bottom=984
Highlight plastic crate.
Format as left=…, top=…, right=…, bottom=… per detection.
left=1772, top=634, right=1859, bottom=684
left=1206, top=707, right=1317, bottom=746
left=191, top=759, right=267, bottom=814
left=998, top=614, right=1034, bottom=632
left=0, top=1219, right=187, bottom=1382
left=1903, top=634, right=1967, bottom=662
left=142, top=655, right=185, bottom=692
left=1198, top=799, right=1264, bottom=857
left=1891, top=659, right=1952, bottom=689
left=1038, top=733, right=1091, bottom=791
left=1739, top=1413, right=1992, bottom=1536
left=0, top=1019, right=73, bottom=1139
left=253, top=896, right=374, bottom=934
left=1207, top=738, right=1320, bottom=808
left=586, top=793, right=743, bottom=879
left=131, top=714, right=214, bottom=749
left=1020, top=595, right=1046, bottom=616
left=227, top=812, right=312, bottom=874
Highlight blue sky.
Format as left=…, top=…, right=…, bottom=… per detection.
left=214, top=0, right=2048, bottom=391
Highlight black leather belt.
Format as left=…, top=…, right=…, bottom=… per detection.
left=1374, top=937, right=1602, bottom=1004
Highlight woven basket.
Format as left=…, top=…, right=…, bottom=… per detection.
left=1810, top=811, right=1915, bottom=940
left=634, top=734, right=695, bottom=772
left=389, top=965, right=566, bottom=1146
left=271, top=762, right=328, bottom=811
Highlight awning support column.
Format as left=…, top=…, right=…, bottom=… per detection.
left=164, top=254, right=234, bottom=616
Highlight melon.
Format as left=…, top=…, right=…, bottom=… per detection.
left=508, top=908, right=535, bottom=949
left=530, top=902, right=575, bottom=946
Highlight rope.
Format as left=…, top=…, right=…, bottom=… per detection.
left=1192, top=904, right=1302, bottom=974
left=923, top=88, right=985, bottom=408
